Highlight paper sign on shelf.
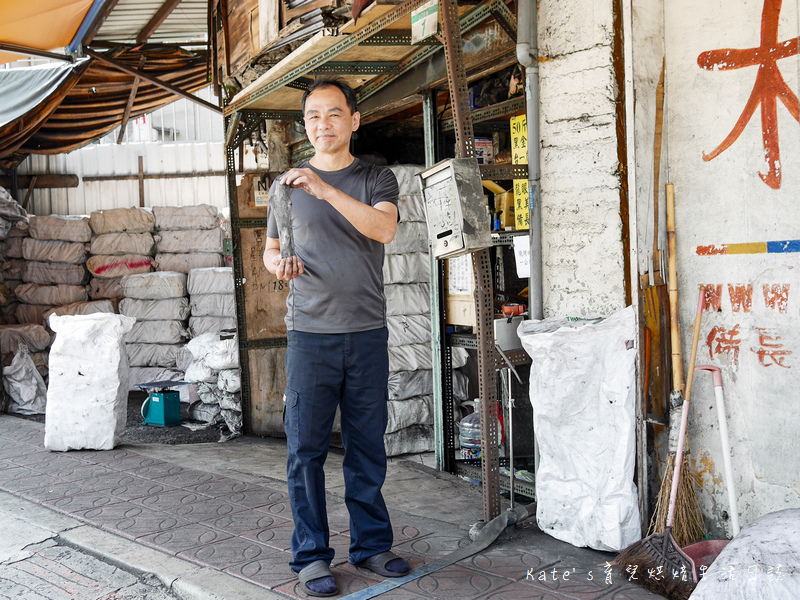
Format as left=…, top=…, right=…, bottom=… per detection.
left=411, top=0, right=439, bottom=44
left=513, top=235, right=531, bottom=278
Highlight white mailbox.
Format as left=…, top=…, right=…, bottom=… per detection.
left=418, top=157, right=492, bottom=259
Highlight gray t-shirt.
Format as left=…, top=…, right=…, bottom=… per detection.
left=266, top=158, right=399, bottom=334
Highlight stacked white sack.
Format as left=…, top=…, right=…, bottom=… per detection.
left=0, top=323, right=52, bottom=383
left=181, top=331, right=242, bottom=439
left=120, top=271, right=189, bottom=389
left=0, top=189, right=29, bottom=320
left=153, top=205, right=225, bottom=274
left=45, top=313, right=135, bottom=451
left=381, top=165, right=437, bottom=457
left=1, top=221, right=29, bottom=325
left=14, top=215, right=91, bottom=328
left=88, top=207, right=156, bottom=301
left=187, top=267, right=236, bottom=336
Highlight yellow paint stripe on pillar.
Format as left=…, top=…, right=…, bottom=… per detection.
left=726, top=242, right=767, bottom=254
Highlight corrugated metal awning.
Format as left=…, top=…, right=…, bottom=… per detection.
left=92, top=0, right=209, bottom=45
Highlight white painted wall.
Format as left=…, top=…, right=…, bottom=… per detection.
left=665, top=0, right=800, bottom=536
left=538, top=0, right=628, bottom=317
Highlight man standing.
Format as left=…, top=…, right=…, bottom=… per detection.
left=264, top=78, right=411, bottom=597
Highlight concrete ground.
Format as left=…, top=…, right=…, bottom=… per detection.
left=0, top=414, right=662, bottom=600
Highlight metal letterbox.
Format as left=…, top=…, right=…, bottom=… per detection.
left=418, top=157, right=492, bottom=259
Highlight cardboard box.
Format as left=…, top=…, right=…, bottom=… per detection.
left=475, top=137, right=494, bottom=165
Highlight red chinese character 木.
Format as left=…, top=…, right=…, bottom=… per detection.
left=697, top=0, right=799, bottom=189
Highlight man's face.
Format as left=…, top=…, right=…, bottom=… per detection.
left=303, top=85, right=360, bottom=155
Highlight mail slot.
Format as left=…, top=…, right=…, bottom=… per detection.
left=418, top=157, right=492, bottom=259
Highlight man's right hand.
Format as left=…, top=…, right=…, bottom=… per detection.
left=273, top=254, right=304, bottom=281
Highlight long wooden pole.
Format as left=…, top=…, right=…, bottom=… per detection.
left=666, top=183, right=683, bottom=393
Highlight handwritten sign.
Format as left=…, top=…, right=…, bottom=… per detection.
left=411, top=0, right=438, bottom=44
left=511, top=114, right=528, bottom=165
left=513, top=179, right=529, bottom=231
left=513, top=235, right=531, bottom=278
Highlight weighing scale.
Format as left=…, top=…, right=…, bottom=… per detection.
left=135, top=380, right=186, bottom=427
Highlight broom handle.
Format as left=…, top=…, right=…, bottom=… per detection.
left=666, top=288, right=705, bottom=528
left=666, top=184, right=684, bottom=392
left=684, top=287, right=706, bottom=405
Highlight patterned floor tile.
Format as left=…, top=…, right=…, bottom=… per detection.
left=17, top=480, right=85, bottom=502
left=152, top=469, right=218, bottom=488
left=219, top=488, right=288, bottom=509
left=394, top=522, right=428, bottom=544
left=405, top=564, right=513, bottom=600
left=207, top=510, right=291, bottom=536
left=77, top=472, right=142, bottom=493
left=224, top=551, right=296, bottom=589
left=458, top=546, right=558, bottom=580
left=6, top=450, right=80, bottom=470
left=241, top=521, right=295, bottom=551
left=130, top=462, right=186, bottom=479
left=104, top=454, right=166, bottom=473
left=0, top=472, right=60, bottom=493
left=44, top=492, right=124, bottom=512
left=254, top=499, right=292, bottom=517
left=0, top=465, right=37, bottom=485
left=106, top=478, right=175, bottom=501
left=136, top=523, right=234, bottom=554
left=73, top=502, right=191, bottom=538
left=325, top=504, right=351, bottom=534
left=483, top=581, right=577, bottom=600
left=56, top=464, right=117, bottom=483
left=184, top=477, right=253, bottom=498
left=172, top=497, right=249, bottom=521
left=177, top=537, right=278, bottom=570
left=73, top=448, right=136, bottom=464
left=395, top=531, right=471, bottom=558
left=521, top=565, right=623, bottom=600
left=327, top=533, right=352, bottom=566
left=129, top=488, right=212, bottom=513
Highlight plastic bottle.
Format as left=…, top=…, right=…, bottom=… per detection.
left=458, top=399, right=502, bottom=459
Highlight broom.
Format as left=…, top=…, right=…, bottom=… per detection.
left=616, top=194, right=705, bottom=599
left=650, top=185, right=705, bottom=548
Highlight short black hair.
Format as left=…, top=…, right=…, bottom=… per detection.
left=302, top=77, right=358, bottom=115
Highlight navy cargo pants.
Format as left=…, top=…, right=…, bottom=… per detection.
left=283, top=327, right=393, bottom=572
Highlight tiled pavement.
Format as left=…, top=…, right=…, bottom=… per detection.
left=0, top=415, right=661, bottom=599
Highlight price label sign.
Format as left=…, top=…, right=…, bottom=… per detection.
left=411, top=0, right=439, bottom=44
left=510, top=114, right=528, bottom=165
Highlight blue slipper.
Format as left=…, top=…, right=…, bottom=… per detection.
left=358, top=551, right=410, bottom=577
left=298, top=560, right=338, bottom=597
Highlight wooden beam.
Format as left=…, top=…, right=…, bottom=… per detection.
left=0, top=175, right=79, bottom=189
left=85, top=0, right=122, bottom=44
left=118, top=56, right=147, bottom=144
left=85, top=47, right=222, bottom=114
left=138, top=156, right=145, bottom=207
left=137, top=0, right=184, bottom=44
left=22, top=176, right=37, bottom=211
left=0, top=42, right=73, bottom=63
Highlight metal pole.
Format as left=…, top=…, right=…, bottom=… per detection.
left=440, top=0, right=500, bottom=522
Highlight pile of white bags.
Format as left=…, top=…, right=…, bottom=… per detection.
left=15, top=215, right=92, bottom=327
left=44, top=313, right=135, bottom=451
left=3, top=344, right=47, bottom=415
left=181, top=331, right=242, bottom=438
left=120, top=272, right=190, bottom=387
left=187, top=267, right=236, bottom=336
left=87, top=207, right=156, bottom=299
left=380, top=166, right=437, bottom=456
left=153, top=205, right=224, bottom=274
